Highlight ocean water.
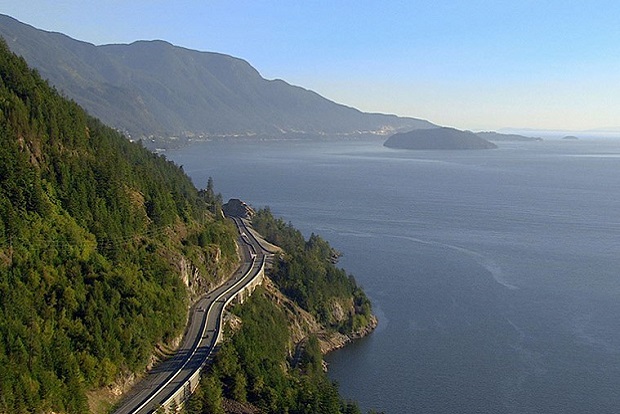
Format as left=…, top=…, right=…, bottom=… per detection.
left=168, top=138, right=620, bottom=413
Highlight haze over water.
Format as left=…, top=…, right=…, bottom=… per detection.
left=169, top=138, right=620, bottom=413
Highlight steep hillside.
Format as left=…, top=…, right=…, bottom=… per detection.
left=0, top=38, right=238, bottom=413
left=0, top=38, right=379, bottom=414
left=0, top=14, right=435, bottom=141
left=185, top=210, right=377, bottom=414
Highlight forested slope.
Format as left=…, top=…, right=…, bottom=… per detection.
left=252, top=208, right=373, bottom=335
left=185, top=208, right=377, bottom=414
left=0, top=39, right=238, bottom=413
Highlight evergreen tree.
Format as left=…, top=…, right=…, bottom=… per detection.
left=0, top=38, right=238, bottom=412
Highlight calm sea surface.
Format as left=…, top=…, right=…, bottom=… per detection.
left=168, top=138, right=620, bottom=413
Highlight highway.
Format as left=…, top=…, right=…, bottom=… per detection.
left=113, top=216, right=268, bottom=414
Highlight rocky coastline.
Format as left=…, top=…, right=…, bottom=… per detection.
left=317, top=314, right=378, bottom=355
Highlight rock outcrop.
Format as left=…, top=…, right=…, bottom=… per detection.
left=261, top=274, right=377, bottom=360
left=223, top=199, right=255, bottom=219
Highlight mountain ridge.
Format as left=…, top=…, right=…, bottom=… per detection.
left=0, top=14, right=435, bottom=141
left=0, top=37, right=376, bottom=414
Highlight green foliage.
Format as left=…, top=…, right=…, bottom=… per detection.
left=252, top=207, right=373, bottom=333
left=0, top=39, right=237, bottom=412
left=185, top=289, right=364, bottom=414
left=185, top=212, right=376, bottom=414
left=198, top=176, right=223, bottom=215
left=299, top=335, right=323, bottom=375
left=183, top=375, right=224, bottom=414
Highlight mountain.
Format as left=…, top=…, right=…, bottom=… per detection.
left=0, top=37, right=240, bottom=413
left=186, top=208, right=377, bottom=414
left=0, top=39, right=375, bottom=413
left=384, top=127, right=498, bottom=150
left=0, top=14, right=435, bottom=141
left=476, top=131, right=543, bottom=142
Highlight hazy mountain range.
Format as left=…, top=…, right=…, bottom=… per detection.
left=0, top=14, right=435, bottom=141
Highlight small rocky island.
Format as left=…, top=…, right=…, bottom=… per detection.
left=384, top=127, right=498, bottom=150
left=562, top=135, right=579, bottom=140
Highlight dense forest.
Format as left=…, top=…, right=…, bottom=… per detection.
left=252, top=207, right=373, bottom=334
left=185, top=289, right=363, bottom=414
left=0, top=39, right=238, bottom=413
left=0, top=36, right=378, bottom=414
left=185, top=209, right=377, bottom=414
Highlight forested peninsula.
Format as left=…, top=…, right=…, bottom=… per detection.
left=0, top=39, right=376, bottom=414
left=185, top=208, right=377, bottom=414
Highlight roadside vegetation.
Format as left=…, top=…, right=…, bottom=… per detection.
left=185, top=289, right=364, bottom=414
left=0, top=38, right=377, bottom=414
left=186, top=208, right=378, bottom=414
left=0, top=39, right=237, bottom=413
left=252, top=207, right=373, bottom=334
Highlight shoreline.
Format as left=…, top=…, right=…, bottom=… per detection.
left=318, top=314, right=379, bottom=356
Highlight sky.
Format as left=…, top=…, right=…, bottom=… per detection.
left=1, top=1, right=620, bottom=131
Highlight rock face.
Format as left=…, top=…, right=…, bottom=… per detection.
left=316, top=314, right=379, bottom=354
left=262, top=274, right=377, bottom=357
left=223, top=199, right=255, bottom=218
left=385, top=127, right=498, bottom=150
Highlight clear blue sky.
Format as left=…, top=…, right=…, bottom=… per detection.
left=2, top=1, right=619, bottom=131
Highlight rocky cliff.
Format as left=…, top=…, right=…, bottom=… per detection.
left=223, top=199, right=256, bottom=219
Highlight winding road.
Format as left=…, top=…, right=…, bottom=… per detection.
left=113, top=216, right=269, bottom=414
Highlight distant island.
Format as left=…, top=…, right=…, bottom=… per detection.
left=476, top=131, right=543, bottom=142
left=384, top=127, right=498, bottom=150
left=562, top=135, right=579, bottom=140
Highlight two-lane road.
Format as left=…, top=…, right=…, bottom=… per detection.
left=114, top=217, right=267, bottom=414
